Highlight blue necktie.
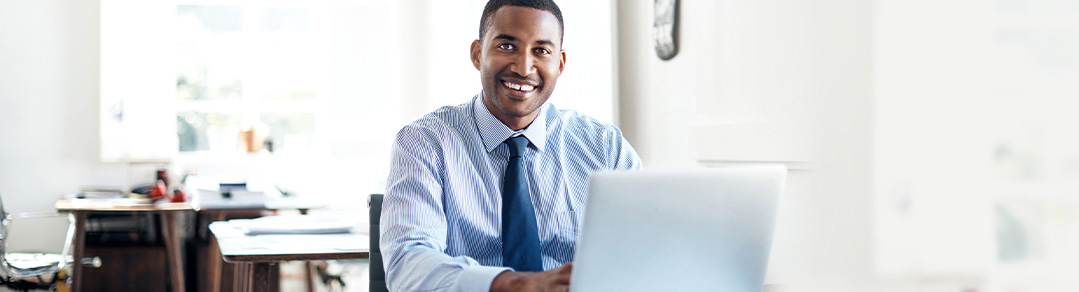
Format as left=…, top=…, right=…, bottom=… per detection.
left=502, top=136, right=542, bottom=271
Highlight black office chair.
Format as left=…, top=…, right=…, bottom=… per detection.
left=368, top=194, right=388, bottom=292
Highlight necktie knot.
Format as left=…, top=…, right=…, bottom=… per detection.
left=505, top=136, right=529, bottom=158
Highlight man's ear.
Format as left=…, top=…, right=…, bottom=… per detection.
left=470, top=40, right=482, bottom=70
left=557, top=50, right=566, bottom=76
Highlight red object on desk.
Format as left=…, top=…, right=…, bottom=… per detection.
left=170, top=189, right=187, bottom=203
left=150, top=181, right=168, bottom=201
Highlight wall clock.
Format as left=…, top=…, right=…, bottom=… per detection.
left=653, top=0, right=678, bottom=60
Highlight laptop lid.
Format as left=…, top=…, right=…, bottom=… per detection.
left=570, top=165, right=786, bottom=292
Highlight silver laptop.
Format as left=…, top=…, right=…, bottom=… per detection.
left=570, top=166, right=786, bottom=292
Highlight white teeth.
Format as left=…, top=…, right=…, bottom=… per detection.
left=502, top=81, right=534, bottom=92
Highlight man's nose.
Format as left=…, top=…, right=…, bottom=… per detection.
left=509, top=51, right=536, bottom=77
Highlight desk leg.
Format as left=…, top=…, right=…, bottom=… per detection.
left=298, top=209, right=316, bottom=292
left=232, top=263, right=240, bottom=292
left=71, top=212, right=87, bottom=292
left=161, top=212, right=187, bottom=292
left=207, top=213, right=226, bottom=292
left=209, top=233, right=222, bottom=292
left=305, top=262, right=316, bottom=292
left=252, top=263, right=272, bottom=292
left=234, top=262, right=256, bottom=292
left=233, top=263, right=243, bottom=292
left=297, top=208, right=315, bottom=292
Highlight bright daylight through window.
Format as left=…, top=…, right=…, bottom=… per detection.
left=175, top=4, right=321, bottom=154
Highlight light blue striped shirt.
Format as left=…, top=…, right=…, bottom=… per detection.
left=382, top=94, right=642, bottom=292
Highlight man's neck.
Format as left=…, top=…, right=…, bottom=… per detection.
left=483, top=99, right=539, bottom=131
left=500, top=114, right=537, bottom=131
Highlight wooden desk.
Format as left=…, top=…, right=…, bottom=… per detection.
left=197, top=197, right=325, bottom=292
left=209, top=221, right=369, bottom=292
left=55, top=199, right=193, bottom=292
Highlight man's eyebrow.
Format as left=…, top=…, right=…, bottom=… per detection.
left=536, top=39, right=555, bottom=46
left=494, top=34, right=518, bottom=42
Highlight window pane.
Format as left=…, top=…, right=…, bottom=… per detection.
left=259, top=113, right=316, bottom=152
left=177, top=111, right=241, bottom=152
left=259, top=90, right=315, bottom=101
left=175, top=5, right=246, bottom=101
left=995, top=199, right=1079, bottom=264
left=260, top=7, right=309, bottom=32
left=176, top=5, right=242, bottom=32
left=176, top=60, right=242, bottom=101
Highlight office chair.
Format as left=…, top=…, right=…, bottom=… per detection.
left=368, top=194, right=387, bottom=292
left=0, top=195, right=76, bottom=291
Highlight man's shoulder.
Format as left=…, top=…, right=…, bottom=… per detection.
left=399, top=100, right=474, bottom=136
left=544, top=104, right=623, bottom=138
left=542, top=104, right=638, bottom=169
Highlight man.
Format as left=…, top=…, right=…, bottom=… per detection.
left=382, top=0, right=641, bottom=291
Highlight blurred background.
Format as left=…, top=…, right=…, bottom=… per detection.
left=1, top=0, right=1077, bottom=291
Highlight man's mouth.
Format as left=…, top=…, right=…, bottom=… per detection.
left=501, top=80, right=538, bottom=93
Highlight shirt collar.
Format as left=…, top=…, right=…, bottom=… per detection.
left=473, top=93, right=548, bottom=153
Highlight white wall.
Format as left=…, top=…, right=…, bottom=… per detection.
left=616, top=1, right=876, bottom=291
left=872, top=1, right=1079, bottom=289
left=0, top=0, right=149, bottom=253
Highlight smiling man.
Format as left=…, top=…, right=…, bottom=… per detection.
left=381, top=1, right=642, bottom=291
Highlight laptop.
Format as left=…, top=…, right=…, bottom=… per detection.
left=570, top=165, right=786, bottom=292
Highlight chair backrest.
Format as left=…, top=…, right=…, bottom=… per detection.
left=368, top=194, right=387, bottom=292
left=0, top=194, right=8, bottom=244
left=0, top=193, right=76, bottom=290
left=0, top=194, right=12, bottom=277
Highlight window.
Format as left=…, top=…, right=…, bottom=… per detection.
left=174, top=4, right=323, bottom=153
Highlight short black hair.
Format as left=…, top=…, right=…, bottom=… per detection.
left=479, top=0, right=564, bottom=46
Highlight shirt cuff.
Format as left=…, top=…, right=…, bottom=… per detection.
left=452, top=265, right=511, bottom=292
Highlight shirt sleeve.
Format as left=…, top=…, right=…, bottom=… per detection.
left=607, top=126, right=643, bottom=170
left=381, top=125, right=510, bottom=292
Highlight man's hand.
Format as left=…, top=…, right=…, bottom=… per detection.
left=490, top=263, right=573, bottom=292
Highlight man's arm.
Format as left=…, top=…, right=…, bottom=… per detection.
left=382, top=125, right=510, bottom=292
left=608, top=126, right=643, bottom=170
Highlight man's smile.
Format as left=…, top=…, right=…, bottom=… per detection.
left=502, top=80, right=535, bottom=92
left=499, top=76, right=541, bottom=100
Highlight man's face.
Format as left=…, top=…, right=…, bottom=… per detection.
left=471, top=6, right=565, bottom=130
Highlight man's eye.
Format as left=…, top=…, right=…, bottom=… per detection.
left=533, top=48, right=551, bottom=55
left=498, top=43, right=515, bottom=50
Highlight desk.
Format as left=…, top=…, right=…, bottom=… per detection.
left=55, top=199, right=193, bottom=292
left=209, top=221, right=369, bottom=292
left=197, top=197, right=325, bottom=292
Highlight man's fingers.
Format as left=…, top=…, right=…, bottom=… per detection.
left=554, top=263, right=573, bottom=285
left=554, top=276, right=571, bottom=286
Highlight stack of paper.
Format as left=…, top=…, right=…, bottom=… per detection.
left=229, top=215, right=356, bottom=235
